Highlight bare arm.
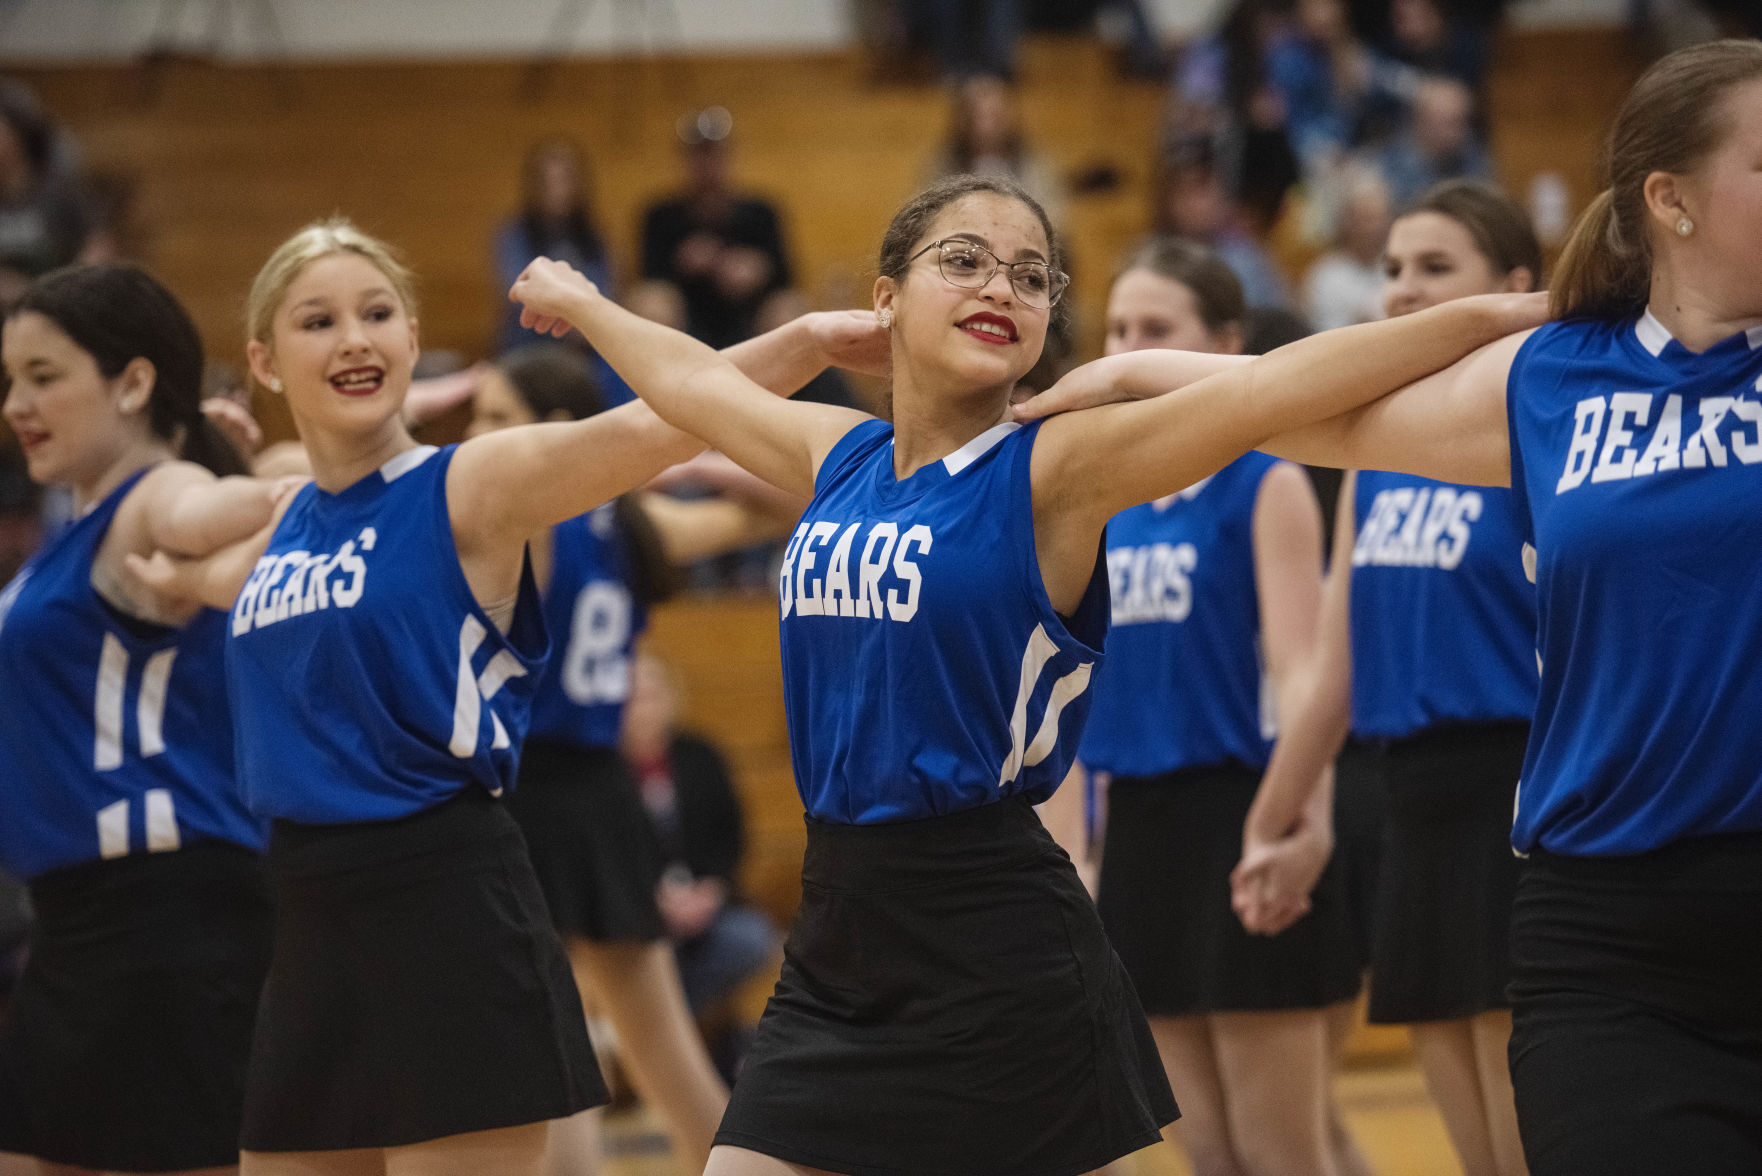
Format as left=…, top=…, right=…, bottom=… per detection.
left=1259, top=330, right=1530, bottom=486
left=137, top=466, right=295, bottom=557
left=637, top=493, right=798, bottom=567
left=1242, top=472, right=1356, bottom=858
left=504, top=258, right=870, bottom=500
left=1033, top=295, right=1544, bottom=529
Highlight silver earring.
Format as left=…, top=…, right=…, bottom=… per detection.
left=1676, top=216, right=1694, bottom=237
left=268, top=376, right=283, bottom=392
left=877, top=308, right=893, bottom=329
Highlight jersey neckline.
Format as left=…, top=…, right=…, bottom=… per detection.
left=1632, top=307, right=1762, bottom=362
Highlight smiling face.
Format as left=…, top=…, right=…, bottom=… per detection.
left=248, top=252, right=419, bottom=439
left=877, top=192, right=1052, bottom=399
left=2, top=310, right=149, bottom=489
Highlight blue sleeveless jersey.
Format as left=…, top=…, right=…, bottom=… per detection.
left=0, top=469, right=265, bottom=879
left=1080, top=452, right=1279, bottom=777
left=1348, top=470, right=1537, bottom=739
left=528, top=504, right=647, bottom=748
left=779, top=419, right=1108, bottom=824
left=227, top=446, right=547, bottom=824
left=1507, top=312, right=1762, bottom=854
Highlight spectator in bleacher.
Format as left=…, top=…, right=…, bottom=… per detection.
left=623, top=652, right=780, bottom=1081
left=1154, top=141, right=1292, bottom=309
left=0, top=84, right=103, bottom=312
left=636, top=108, right=799, bottom=352
left=1304, top=166, right=1391, bottom=330
left=1382, top=0, right=1489, bottom=93
left=1371, top=73, right=1493, bottom=209
left=1266, top=0, right=1411, bottom=175
left=494, top=136, right=636, bottom=407
left=495, top=138, right=616, bottom=352
left=1169, top=0, right=1306, bottom=234
left=925, top=75, right=1067, bottom=228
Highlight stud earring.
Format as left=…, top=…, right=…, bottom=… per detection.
left=268, top=376, right=283, bottom=392
left=1676, top=216, right=1694, bottom=237
left=877, top=308, right=893, bottom=329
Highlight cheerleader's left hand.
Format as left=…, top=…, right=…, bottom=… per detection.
left=1232, top=818, right=1332, bottom=936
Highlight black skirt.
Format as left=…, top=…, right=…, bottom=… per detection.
left=1098, top=764, right=1362, bottom=1016
left=1508, top=833, right=1762, bottom=1175
left=1332, top=736, right=1387, bottom=971
left=506, top=738, right=667, bottom=943
left=0, top=842, right=271, bottom=1172
left=716, top=796, right=1178, bottom=1176
left=240, top=788, right=606, bottom=1152
left=1366, top=720, right=1528, bottom=1024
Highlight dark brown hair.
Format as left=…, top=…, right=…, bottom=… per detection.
left=1118, top=236, right=1246, bottom=334
left=493, top=343, right=676, bottom=605
left=1551, top=39, right=1762, bottom=320
left=10, top=263, right=247, bottom=477
left=1399, top=179, right=1543, bottom=287
left=878, top=173, right=1066, bottom=335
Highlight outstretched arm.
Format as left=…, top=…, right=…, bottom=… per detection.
left=1031, top=294, right=1544, bottom=530
left=502, top=258, right=871, bottom=500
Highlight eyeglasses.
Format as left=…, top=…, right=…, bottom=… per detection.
left=907, top=239, right=1070, bottom=309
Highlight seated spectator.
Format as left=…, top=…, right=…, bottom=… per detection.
left=1383, top=0, right=1488, bottom=93
left=1303, top=166, right=1390, bottom=330
left=1169, top=0, right=1305, bottom=232
left=1265, top=0, right=1410, bottom=175
left=623, top=653, right=780, bottom=1080
left=1154, top=142, right=1291, bottom=309
left=636, top=109, right=799, bottom=351
left=1372, top=73, right=1492, bottom=209
left=924, top=74, right=1066, bottom=227
left=0, top=83, right=103, bottom=311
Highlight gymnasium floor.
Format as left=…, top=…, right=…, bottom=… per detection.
left=598, top=1057, right=1461, bottom=1176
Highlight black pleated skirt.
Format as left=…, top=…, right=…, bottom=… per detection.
left=240, top=788, right=606, bottom=1152
left=1367, top=720, right=1527, bottom=1024
left=715, top=796, right=1178, bottom=1176
left=1098, top=764, right=1362, bottom=1016
left=0, top=842, right=271, bottom=1172
left=506, top=738, right=667, bottom=943
left=1508, top=832, right=1762, bottom=1175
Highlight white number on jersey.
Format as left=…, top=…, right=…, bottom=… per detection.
left=560, top=580, right=633, bottom=706
left=448, top=614, right=530, bottom=776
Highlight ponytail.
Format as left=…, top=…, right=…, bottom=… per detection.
left=179, top=414, right=251, bottom=478
left=1549, top=188, right=1647, bottom=321
left=613, top=494, right=680, bottom=607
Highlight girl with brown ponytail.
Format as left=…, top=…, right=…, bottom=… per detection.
left=1018, top=38, right=1762, bottom=1175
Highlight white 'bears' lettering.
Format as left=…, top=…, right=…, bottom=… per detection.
left=1108, top=542, right=1198, bottom=625
left=1557, top=392, right=1762, bottom=494
left=232, top=527, right=374, bottom=635
left=779, top=520, right=933, bottom=622
left=1352, top=487, right=1483, bottom=570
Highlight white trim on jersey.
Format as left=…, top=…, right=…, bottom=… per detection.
left=1637, top=308, right=1762, bottom=357
left=999, top=623, right=1094, bottom=788
left=942, top=423, right=1021, bottom=476
left=381, top=445, right=440, bottom=482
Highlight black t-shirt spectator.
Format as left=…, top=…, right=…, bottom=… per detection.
left=640, top=196, right=792, bottom=350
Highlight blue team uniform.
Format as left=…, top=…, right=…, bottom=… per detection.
left=0, top=467, right=265, bottom=879
left=226, top=446, right=547, bottom=824
left=528, top=504, right=645, bottom=749
left=1507, top=311, right=1762, bottom=855
left=1348, top=469, right=1537, bottom=739
left=776, top=419, right=1108, bottom=824
left=1081, top=452, right=1280, bottom=778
